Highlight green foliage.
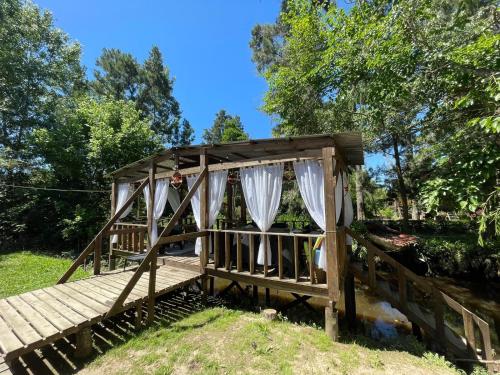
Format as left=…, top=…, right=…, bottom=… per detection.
left=203, top=110, right=248, bottom=144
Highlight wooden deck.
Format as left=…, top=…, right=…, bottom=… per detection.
left=0, top=264, right=201, bottom=364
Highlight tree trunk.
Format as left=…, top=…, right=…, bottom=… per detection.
left=392, top=135, right=410, bottom=229
left=355, top=165, right=365, bottom=220
left=411, top=200, right=419, bottom=220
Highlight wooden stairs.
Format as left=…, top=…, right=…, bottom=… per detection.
left=346, top=228, right=496, bottom=373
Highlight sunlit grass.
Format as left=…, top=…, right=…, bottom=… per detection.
left=0, top=250, right=89, bottom=298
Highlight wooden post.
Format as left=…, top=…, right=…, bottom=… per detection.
left=227, top=181, right=233, bottom=226
left=325, top=301, right=339, bottom=341
left=109, top=181, right=117, bottom=271
left=344, top=245, right=356, bottom=331
left=323, top=146, right=340, bottom=340
left=146, top=162, right=157, bottom=324
left=135, top=302, right=143, bottom=330
left=74, top=327, right=93, bottom=358
left=200, top=151, right=209, bottom=271
left=239, top=180, right=247, bottom=224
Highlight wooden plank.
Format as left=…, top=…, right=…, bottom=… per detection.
left=64, top=282, right=115, bottom=308
left=5, top=296, right=59, bottom=339
left=214, top=230, right=219, bottom=268
left=44, top=287, right=102, bottom=319
left=87, top=277, right=143, bottom=300
left=20, top=291, right=81, bottom=329
left=0, top=300, right=42, bottom=346
left=278, top=235, right=283, bottom=279
left=263, top=234, right=269, bottom=277
left=462, top=308, right=476, bottom=352
left=308, top=237, right=314, bottom=284
left=249, top=234, right=255, bottom=274
left=200, top=152, right=209, bottom=270
left=0, top=314, right=24, bottom=354
left=156, top=231, right=208, bottom=245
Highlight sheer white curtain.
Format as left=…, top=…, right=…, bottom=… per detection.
left=240, top=164, right=284, bottom=265
left=342, top=172, right=354, bottom=245
left=111, top=183, right=134, bottom=244
left=293, top=160, right=344, bottom=270
left=187, top=170, right=228, bottom=255
left=144, top=179, right=169, bottom=245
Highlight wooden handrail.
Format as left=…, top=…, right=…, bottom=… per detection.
left=58, top=179, right=149, bottom=284
left=345, top=227, right=494, bottom=366
left=105, top=167, right=208, bottom=318
left=207, top=228, right=324, bottom=239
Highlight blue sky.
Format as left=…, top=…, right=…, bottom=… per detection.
left=35, top=0, right=385, bottom=170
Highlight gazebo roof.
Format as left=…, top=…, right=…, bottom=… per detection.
left=110, top=133, right=364, bottom=181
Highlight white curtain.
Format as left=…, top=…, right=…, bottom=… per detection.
left=167, top=187, right=181, bottom=212
left=293, top=160, right=344, bottom=270
left=342, top=172, right=354, bottom=245
left=111, top=183, right=134, bottom=243
left=240, top=164, right=284, bottom=265
left=187, top=170, right=228, bottom=255
left=144, top=179, right=169, bottom=245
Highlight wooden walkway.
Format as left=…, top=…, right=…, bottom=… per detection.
left=0, top=264, right=201, bottom=364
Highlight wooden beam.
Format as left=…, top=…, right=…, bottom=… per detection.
left=105, top=168, right=208, bottom=318
left=109, top=181, right=117, bottom=271
left=58, top=179, right=149, bottom=284
left=154, top=150, right=321, bottom=180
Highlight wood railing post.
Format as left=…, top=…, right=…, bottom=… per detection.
left=109, top=181, right=117, bottom=270
left=147, top=162, right=157, bottom=324
left=94, top=235, right=102, bottom=275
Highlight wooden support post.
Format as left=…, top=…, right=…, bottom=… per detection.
left=147, top=162, right=157, bottom=324
left=325, top=301, right=339, bottom=341
left=109, top=181, right=117, bottom=271
left=201, top=275, right=208, bottom=305
left=265, top=288, right=271, bottom=306
left=200, top=152, right=209, bottom=270
left=209, top=276, right=215, bottom=296
left=344, top=264, right=357, bottom=330
left=135, top=302, right=143, bottom=330
left=226, top=181, right=233, bottom=225
left=94, top=235, right=102, bottom=275
left=411, top=321, right=422, bottom=341
left=322, top=147, right=340, bottom=302
left=74, top=327, right=93, bottom=359
left=253, top=285, right=258, bottom=304
left=239, top=180, right=247, bottom=224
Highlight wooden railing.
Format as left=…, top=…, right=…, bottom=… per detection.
left=58, top=179, right=149, bottom=283
left=208, top=228, right=326, bottom=284
left=345, top=228, right=494, bottom=369
left=108, top=222, right=148, bottom=254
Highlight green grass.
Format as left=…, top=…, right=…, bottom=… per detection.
left=80, top=307, right=462, bottom=375
left=0, top=250, right=89, bottom=298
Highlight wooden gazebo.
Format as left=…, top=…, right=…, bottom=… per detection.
left=99, top=133, right=363, bottom=338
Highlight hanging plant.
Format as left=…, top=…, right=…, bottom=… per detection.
left=284, top=162, right=295, bottom=181
left=227, top=171, right=239, bottom=185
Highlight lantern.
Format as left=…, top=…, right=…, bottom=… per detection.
left=171, top=171, right=183, bottom=190
left=284, top=162, right=295, bottom=181
left=227, top=171, right=239, bottom=185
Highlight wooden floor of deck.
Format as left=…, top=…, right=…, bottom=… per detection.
left=0, top=264, right=201, bottom=363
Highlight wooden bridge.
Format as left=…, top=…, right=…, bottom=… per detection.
left=0, top=264, right=201, bottom=365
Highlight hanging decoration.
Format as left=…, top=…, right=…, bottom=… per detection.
left=227, top=171, right=239, bottom=185
left=171, top=171, right=183, bottom=190
left=283, top=162, right=295, bottom=181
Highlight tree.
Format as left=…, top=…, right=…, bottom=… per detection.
left=203, top=110, right=248, bottom=144
left=92, top=46, right=190, bottom=145
left=171, top=119, right=195, bottom=146
left=92, top=48, right=141, bottom=101
left=251, top=0, right=498, bottom=234
left=0, top=0, right=84, bottom=248
left=31, top=95, right=162, bottom=245
left=138, top=46, right=182, bottom=142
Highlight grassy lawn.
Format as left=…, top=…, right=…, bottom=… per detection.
left=0, top=250, right=89, bottom=298
left=79, top=307, right=463, bottom=375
